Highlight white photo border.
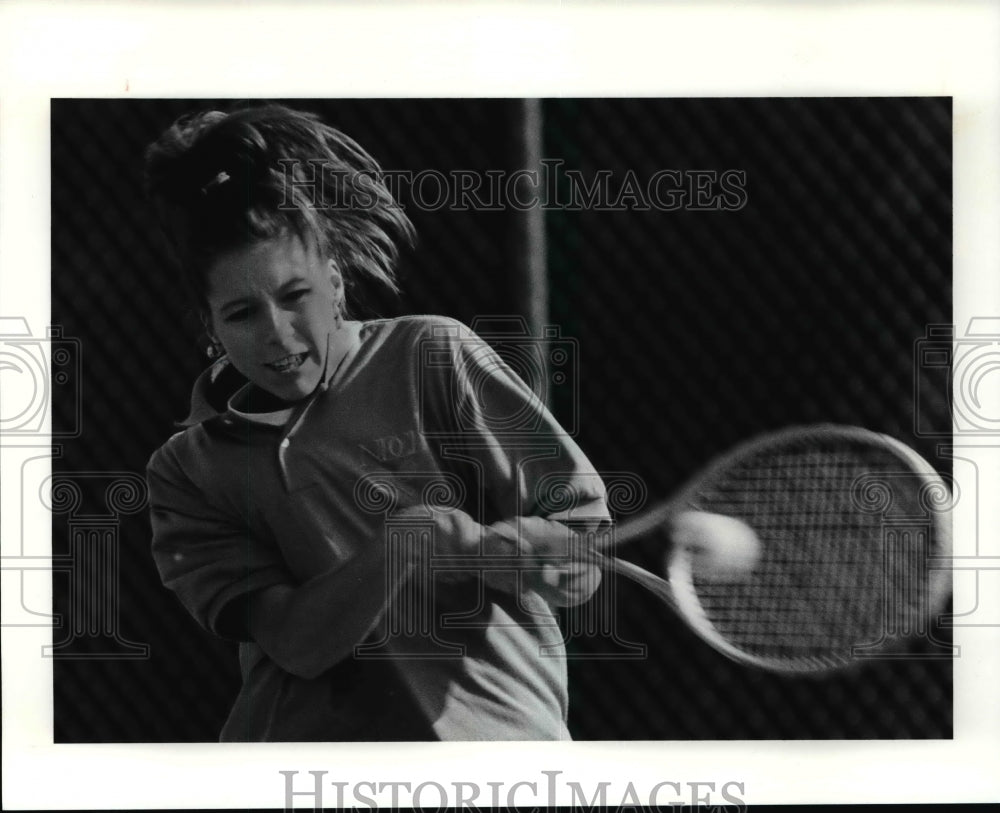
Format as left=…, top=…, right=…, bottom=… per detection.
left=2, top=1, right=998, bottom=809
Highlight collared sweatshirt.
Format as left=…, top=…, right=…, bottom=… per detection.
left=147, top=315, right=609, bottom=741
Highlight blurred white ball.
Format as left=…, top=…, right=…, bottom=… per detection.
left=670, top=510, right=761, bottom=581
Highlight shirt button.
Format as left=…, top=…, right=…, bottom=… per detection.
left=280, top=438, right=290, bottom=449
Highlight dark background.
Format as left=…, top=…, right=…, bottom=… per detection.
left=50, top=97, right=952, bottom=741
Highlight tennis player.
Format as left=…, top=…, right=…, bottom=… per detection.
left=144, top=104, right=609, bottom=741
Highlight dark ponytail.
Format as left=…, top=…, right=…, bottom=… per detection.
left=144, top=104, right=415, bottom=311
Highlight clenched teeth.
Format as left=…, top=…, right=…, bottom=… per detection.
left=265, top=353, right=307, bottom=372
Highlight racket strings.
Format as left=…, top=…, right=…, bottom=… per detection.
left=685, top=443, right=935, bottom=668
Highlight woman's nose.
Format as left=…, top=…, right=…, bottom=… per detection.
left=261, top=304, right=294, bottom=344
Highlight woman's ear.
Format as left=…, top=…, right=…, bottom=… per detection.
left=199, top=309, right=225, bottom=359
left=328, top=259, right=345, bottom=304
left=199, top=308, right=216, bottom=339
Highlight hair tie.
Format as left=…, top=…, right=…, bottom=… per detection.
left=200, top=170, right=231, bottom=195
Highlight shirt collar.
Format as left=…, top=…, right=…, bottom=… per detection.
left=178, top=320, right=364, bottom=427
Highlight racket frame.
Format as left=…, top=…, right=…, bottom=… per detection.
left=598, top=424, right=954, bottom=674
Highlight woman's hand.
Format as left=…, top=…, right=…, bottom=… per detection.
left=485, top=515, right=602, bottom=607
left=393, top=506, right=602, bottom=607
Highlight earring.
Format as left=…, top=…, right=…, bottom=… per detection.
left=205, top=334, right=224, bottom=360
left=333, top=300, right=344, bottom=330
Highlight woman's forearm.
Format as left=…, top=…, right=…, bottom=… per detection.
left=243, top=501, right=606, bottom=678
left=245, top=543, right=413, bottom=679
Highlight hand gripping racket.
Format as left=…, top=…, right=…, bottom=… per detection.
left=587, top=424, right=953, bottom=674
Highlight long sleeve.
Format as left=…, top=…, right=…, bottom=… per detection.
left=423, top=318, right=610, bottom=529
left=147, top=442, right=291, bottom=639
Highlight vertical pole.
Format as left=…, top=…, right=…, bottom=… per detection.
left=510, top=98, right=550, bottom=404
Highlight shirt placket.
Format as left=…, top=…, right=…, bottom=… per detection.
left=276, top=379, right=330, bottom=492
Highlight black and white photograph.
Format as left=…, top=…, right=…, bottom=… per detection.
left=47, top=94, right=956, bottom=744
left=2, top=3, right=999, bottom=811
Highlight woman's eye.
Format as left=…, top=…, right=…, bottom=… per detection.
left=285, top=288, right=310, bottom=303
left=222, top=307, right=250, bottom=323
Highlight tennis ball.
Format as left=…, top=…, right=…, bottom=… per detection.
left=670, top=510, right=761, bottom=581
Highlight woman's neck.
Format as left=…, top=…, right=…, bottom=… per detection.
left=239, top=385, right=301, bottom=414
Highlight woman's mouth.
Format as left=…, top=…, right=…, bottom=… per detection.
left=264, top=353, right=308, bottom=373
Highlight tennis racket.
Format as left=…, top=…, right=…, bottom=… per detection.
left=586, top=424, right=954, bottom=674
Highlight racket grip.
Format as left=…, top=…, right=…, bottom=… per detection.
left=479, top=517, right=679, bottom=611
left=583, top=501, right=680, bottom=553
left=589, top=550, right=677, bottom=609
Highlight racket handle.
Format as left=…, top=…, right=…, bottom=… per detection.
left=597, top=499, right=678, bottom=549
left=478, top=515, right=679, bottom=608
left=589, top=550, right=677, bottom=609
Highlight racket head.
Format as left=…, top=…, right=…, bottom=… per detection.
left=662, top=424, right=953, bottom=674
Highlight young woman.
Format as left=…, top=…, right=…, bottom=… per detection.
left=144, top=104, right=609, bottom=741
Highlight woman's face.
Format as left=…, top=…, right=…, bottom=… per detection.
left=205, top=235, right=342, bottom=402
